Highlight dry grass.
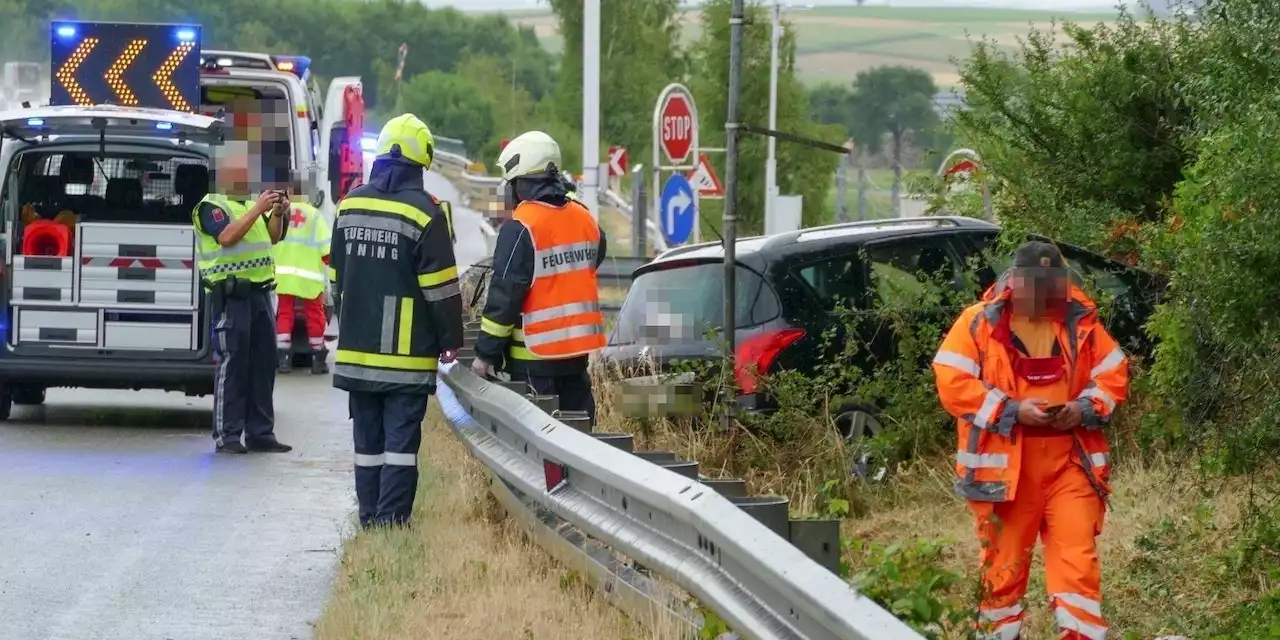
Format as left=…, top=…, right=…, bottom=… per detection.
left=316, top=408, right=672, bottom=640
left=590, top=363, right=1272, bottom=638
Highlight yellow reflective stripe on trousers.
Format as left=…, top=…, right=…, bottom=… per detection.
left=522, top=324, right=604, bottom=349
left=533, top=241, right=597, bottom=277
left=338, top=196, right=431, bottom=227
left=398, top=298, right=413, bottom=354
left=522, top=301, right=601, bottom=326
left=481, top=317, right=513, bottom=338
left=327, top=265, right=338, bottom=283
left=274, top=265, right=327, bottom=282
left=384, top=452, right=416, bottom=466
left=417, top=266, right=458, bottom=288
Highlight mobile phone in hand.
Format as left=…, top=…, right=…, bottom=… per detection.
left=1044, top=404, right=1066, bottom=417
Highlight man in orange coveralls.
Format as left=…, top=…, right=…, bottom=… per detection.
left=932, top=241, right=1129, bottom=640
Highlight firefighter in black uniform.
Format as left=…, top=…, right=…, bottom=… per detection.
left=330, top=114, right=463, bottom=528
left=470, top=131, right=608, bottom=424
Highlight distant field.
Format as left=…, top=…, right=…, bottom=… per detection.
left=504, top=6, right=1118, bottom=89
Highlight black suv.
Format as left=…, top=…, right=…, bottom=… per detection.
left=599, top=216, right=1164, bottom=442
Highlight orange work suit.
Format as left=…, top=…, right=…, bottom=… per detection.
left=932, top=275, right=1129, bottom=640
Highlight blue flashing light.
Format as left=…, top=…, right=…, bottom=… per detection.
left=55, top=25, right=77, bottom=38
left=156, top=122, right=173, bottom=130
left=176, top=28, right=196, bottom=42
left=272, top=55, right=312, bottom=79
left=26, top=118, right=44, bottom=127
left=360, top=136, right=378, bottom=152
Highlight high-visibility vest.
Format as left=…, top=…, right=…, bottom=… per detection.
left=511, top=200, right=605, bottom=359
left=193, top=194, right=275, bottom=285
left=932, top=281, right=1128, bottom=504
left=271, top=202, right=331, bottom=299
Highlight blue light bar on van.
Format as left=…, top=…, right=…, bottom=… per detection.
left=55, top=25, right=77, bottom=38
left=176, top=28, right=196, bottom=42
left=27, top=118, right=44, bottom=126
left=272, top=55, right=311, bottom=79
left=156, top=122, right=173, bottom=130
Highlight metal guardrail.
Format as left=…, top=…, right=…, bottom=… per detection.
left=436, top=365, right=924, bottom=640
left=432, top=146, right=668, bottom=253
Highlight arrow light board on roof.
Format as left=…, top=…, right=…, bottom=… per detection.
left=50, top=21, right=201, bottom=112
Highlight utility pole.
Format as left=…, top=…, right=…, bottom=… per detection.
left=582, top=0, right=601, bottom=219
left=765, top=2, right=780, bottom=227
left=723, top=0, right=745, bottom=430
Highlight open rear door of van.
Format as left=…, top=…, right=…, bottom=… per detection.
left=317, top=77, right=362, bottom=228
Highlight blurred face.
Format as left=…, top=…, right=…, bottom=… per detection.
left=1011, top=265, right=1068, bottom=318
left=209, top=97, right=292, bottom=197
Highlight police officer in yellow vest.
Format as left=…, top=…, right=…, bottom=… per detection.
left=331, top=114, right=464, bottom=528
left=194, top=184, right=292, bottom=455
left=272, top=195, right=332, bottom=375
left=471, top=131, right=608, bottom=424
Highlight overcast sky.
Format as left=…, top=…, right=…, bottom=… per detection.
left=427, top=0, right=1138, bottom=12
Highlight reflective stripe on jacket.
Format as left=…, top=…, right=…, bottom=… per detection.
left=271, top=202, right=331, bottom=299
left=932, top=275, right=1129, bottom=503
left=511, top=200, right=605, bottom=359
left=193, top=194, right=275, bottom=284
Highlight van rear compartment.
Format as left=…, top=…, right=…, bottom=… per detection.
left=11, top=256, right=74, bottom=305
left=16, top=309, right=98, bottom=345
left=104, top=319, right=195, bottom=351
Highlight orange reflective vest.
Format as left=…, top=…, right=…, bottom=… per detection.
left=932, top=277, right=1129, bottom=503
left=512, top=200, right=606, bottom=359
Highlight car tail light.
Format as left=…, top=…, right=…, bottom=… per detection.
left=733, top=328, right=805, bottom=395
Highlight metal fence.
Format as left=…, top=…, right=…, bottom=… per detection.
left=436, top=365, right=925, bottom=640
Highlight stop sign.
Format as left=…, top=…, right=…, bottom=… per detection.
left=659, top=93, right=695, bottom=165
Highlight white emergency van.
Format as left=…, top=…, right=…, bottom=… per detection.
left=0, top=105, right=225, bottom=416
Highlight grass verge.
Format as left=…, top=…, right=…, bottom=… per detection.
left=316, top=408, right=662, bottom=640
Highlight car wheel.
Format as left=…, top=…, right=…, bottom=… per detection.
left=12, top=387, right=45, bottom=406
left=832, top=403, right=888, bottom=482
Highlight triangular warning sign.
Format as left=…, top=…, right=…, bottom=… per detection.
left=687, top=153, right=724, bottom=197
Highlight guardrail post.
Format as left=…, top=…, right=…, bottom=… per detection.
left=591, top=432, right=634, bottom=452
left=630, top=163, right=647, bottom=256
left=658, top=460, right=700, bottom=479
left=635, top=451, right=676, bottom=463
left=729, top=496, right=790, bottom=539
left=529, top=394, right=559, bottom=413
left=789, top=518, right=842, bottom=576
left=553, top=410, right=592, bottom=433
left=701, top=478, right=747, bottom=498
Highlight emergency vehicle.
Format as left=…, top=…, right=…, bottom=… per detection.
left=0, top=22, right=228, bottom=417
left=198, top=50, right=364, bottom=367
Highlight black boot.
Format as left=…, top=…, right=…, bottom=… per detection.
left=277, top=349, right=292, bottom=374
left=311, top=348, right=330, bottom=374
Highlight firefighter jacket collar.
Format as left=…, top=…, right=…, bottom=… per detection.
left=368, top=158, right=425, bottom=192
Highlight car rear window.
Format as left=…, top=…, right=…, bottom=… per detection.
left=611, top=262, right=780, bottom=345
left=18, top=150, right=208, bottom=224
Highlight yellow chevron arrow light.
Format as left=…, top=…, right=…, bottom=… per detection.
left=55, top=36, right=99, bottom=106
left=105, top=39, right=148, bottom=106
left=153, top=41, right=196, bottom=112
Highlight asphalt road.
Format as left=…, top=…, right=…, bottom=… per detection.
left=0, top=170, right=490, bottom=640
left=423, top=169, right=492, bottom=272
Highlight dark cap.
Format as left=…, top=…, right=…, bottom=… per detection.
left=1012, top=241, right=1065, bottom=270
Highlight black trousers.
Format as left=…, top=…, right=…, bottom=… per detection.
left=349, top=391, right=431, bottom=527
left=212, top=288, right=277, bottom=447
left=509, top=368, right=596, bottom=426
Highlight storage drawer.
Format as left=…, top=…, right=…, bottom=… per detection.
left=12, top=287, right=73, bottom=304
left=13, top=256, right=74, bottom=289
left=78, top=223, right=195, bottom=255
left=104, top=320, right=194, bottom=350
left=17, top=309, right=98, bottom=345
left=80, top=288, right=194, bottom=308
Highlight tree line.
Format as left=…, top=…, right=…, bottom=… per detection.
left=0, top=0, right=946, bottom=235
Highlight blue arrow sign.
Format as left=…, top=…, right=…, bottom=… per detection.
left=659, top=174, right=696, bottom=245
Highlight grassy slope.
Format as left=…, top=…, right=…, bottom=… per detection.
left=504, top=6, right=1118, bottom=89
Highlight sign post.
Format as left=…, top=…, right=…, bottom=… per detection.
left=651, top=83, right=700, bottom=245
